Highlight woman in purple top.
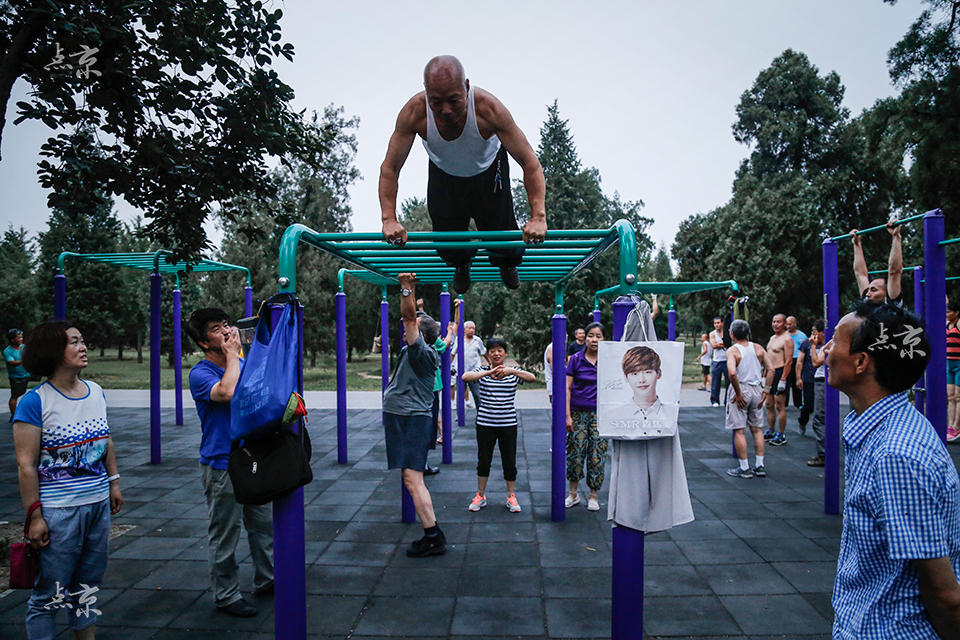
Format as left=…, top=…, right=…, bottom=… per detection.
left=565, top=322, right=606, bottom=511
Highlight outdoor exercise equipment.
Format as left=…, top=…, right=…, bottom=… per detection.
left=274, top=222, right=639, bottom=640
left=55, top=251, right=252, bottom=464
left=822, top=208, right=946, bottom=517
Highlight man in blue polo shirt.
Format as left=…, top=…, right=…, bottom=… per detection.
left=825, top=301, right=960, bottom=638
left=188, top=308, right=273, bottom=618
left=5, top=328, right=30, bottom=418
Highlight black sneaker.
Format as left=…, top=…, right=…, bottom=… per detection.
left=423, top=465, right=440, bottom=476
left=406, top=530, right=446, bottom=557
left=454, top=264, right=471, bottom=293
left=753, top=465, right=767, bottom=478
left=499, top=265, right=520, bottom=289
left=726, top=467, right=754, bottom=479
left=220, top=598, right=257, bottom=617
left=770, top=433, right=788, bottom=446
left=763, top=429, right=775, bottom=440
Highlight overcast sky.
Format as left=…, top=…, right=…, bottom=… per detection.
left=0, top=0, right=924, bottom=255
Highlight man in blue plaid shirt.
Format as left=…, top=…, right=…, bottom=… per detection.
left=825, top=301, right=960, bottom=638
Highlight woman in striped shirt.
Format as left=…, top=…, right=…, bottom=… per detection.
left=946, top=301, right=960, bottom=442
left=462, top=337, right=535, bottom=513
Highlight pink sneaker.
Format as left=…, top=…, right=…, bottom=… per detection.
left=947, top=426, right=960, bottom=443
left=468, top=492, right=487, bottom=511
left=505, top=493, right=522, bottom=513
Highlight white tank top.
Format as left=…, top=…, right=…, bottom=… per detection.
left=734, top=342, right=763, bottom=387
left=544, top=344, right=553, bottom=390
left=423, top=85, right=500, bottom=177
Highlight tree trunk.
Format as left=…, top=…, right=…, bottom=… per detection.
left=309, top=349, right=317, bottom=368
left=347, top=345, right=353, bottom=363
left=99, top=346, right=105, bottom=357
left=117, top=344, right=123, bottom=360
left=136, top=329, right=143, bottom=364
left=0, top=3, right=53, bottom=162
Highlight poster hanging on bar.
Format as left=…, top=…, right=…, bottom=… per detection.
left=598, top=341, right=684, bottom=439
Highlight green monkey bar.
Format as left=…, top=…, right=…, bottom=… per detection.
left=593, top=279, right=740, bottom=310
left=277, top=220, right=639, bottom=294
left=57, top=250, right=252, bottom=284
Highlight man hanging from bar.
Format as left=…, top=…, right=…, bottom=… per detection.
left=850, top=217, right=904, bottom=307
left=379, top=55, right=547, bottom=293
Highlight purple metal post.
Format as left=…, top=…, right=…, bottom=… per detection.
left=923, top=210, right=947, bottom=443
left=335, top=291, right=348, bottom=464
left=822, top=239, right=840, bottom=515
left=456, top=296, right=465, bottom=427
left=667, top=308, right=677, bottom=341
left=54, top=274, right=66, bottom=321
left=913, top=266, right=925, bottom=414
left=150, top=273, right=162, bottom=465
left=550, top=310, right=567, bottom=522
left=381, top=297, right=389, bottom=391
left=173, top=288, right=183, bottom=426
left=244, top=286, right=253, bottom=317
left=592, top=308, right=601, bottom=323
left=611, top=297, right=644, bottom=639
left=440, top=290, right=453, bottom=464
left=271, top=302, right=306, bottom=640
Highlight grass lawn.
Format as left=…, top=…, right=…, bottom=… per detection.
left=1, top=339, right=704, bottom=391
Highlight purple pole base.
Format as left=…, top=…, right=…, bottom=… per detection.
left=336, top=292, right=348, bottom=464
left=551, top=313, right=567, bottom=522
left=913, top=266, right=925, bottom=414
left=401, top=479, right=416, bottom=523
left=924, top=210, right=947, bottom=443
left=440, top=291, right=452, bottom=464
left=822, top=239, right=840, bottom=515
left=150, top=273, right=162, bottom=465
left=54, top=274, right=66, bottom=321
left=612, top=526, right=645, bottom=639
left=667, top=309, right=676, bottom=341
left=592, top=309, right=601, bottom=323
left=173, top=289, right=183, bottom=426
left=271, top=302, right=306, bottom=640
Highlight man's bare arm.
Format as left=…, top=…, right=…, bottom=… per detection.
left=481, top=91, right=546, bottom=242
left=398, top=273, right=420, bottom=346
left=379, top=96, right=421, bottom=246
left=811, top=344, right=825, bottom=368
left=850, top=230, right=870, bottom=294
left=914, top=556, right=960, bottom=639
left=887, top=222, right=903, bottom=301
left=726, top=349, right=742, bottom=396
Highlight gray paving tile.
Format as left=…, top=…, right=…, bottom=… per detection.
left=460, top=564, right=543, bottom=597
left=719, top=594, right=831, bottom=635
left=643, top=563, right=713, bottom=596
left=642, top=595, right=742, bottom=636
left=741, top=536, right=837, bottom=563
left=539, top=541, right=611, bottom=567
left=772, top=561, right=838, bottom=593
left=465, top=541, right=540, bottom=566
left=544, top=597, right=611, bottom=637
left=674, top=537, right=763, bottom=565
left=375, top=566, right=460, bottom=595
left=697, top=562, right=796, bottom=595
left=451, top=596, right=545, bottom=636
left=315, top=541, right=397, bottom=566
left=353, top=596, right=455, bottom=636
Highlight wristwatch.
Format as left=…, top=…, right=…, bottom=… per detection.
left=401, top=288, right=413, bottom=297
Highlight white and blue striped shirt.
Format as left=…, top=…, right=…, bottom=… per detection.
left=475, top=365, right=523, bottom=428
left=833, top=392, right=960, bottom=639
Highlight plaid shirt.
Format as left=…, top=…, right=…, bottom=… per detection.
left=833, top=392, right=960, bottom=639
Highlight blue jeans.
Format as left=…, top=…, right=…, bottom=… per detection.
left=26, top=499, right=110, bottom=640
left=710, top=360, right=729, bottom=405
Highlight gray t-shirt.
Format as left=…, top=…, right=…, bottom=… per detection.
left=382, top=334, right=439, bottom=416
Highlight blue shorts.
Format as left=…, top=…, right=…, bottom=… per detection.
left=948, top=359, right=960, bottom=386
left=383, top=412, right=434, bottom=470
left=26, top=499, right=110, bottom=639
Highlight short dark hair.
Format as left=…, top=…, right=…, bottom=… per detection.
left=622, top=346, right=661, bottom=375
left=849, top=301, right=929, bottom=393
left=948, top=300, right=960, bottom=314
left=584, top=322, right=604, bottom=336
left=813, top=319, right=825, bottom=332
left=713, top=316, right=723, bottom=322
left=7, top=328, right=22, bottom=341
left=419, top=314, right=440, bottom=345
left=573, top=327, right=585, bottom=334
left=187, top=308, right=230, bottom=350
left=486, top=337, right=507, bottom=352
left=22, top=321, right=72, bottom=377
left=730, top=319, right=751, bottom=341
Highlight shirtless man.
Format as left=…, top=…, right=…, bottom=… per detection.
left=850, top=219, right=903, bottom=306
left=379, top=55, right=547, bottom=293
left=763, top=314, right=795, bottom=446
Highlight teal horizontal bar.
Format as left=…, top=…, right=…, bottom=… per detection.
left=828, top=212, right=927, bottom=242
left=329, top=240, right=600, bottom=251
left=940, top=237, right=960, bottom=247
left=300, top=228, right=612, bottom=242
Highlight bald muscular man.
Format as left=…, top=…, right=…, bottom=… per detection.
left=850, top=218, right=903, bottom=307
left=763, top=314, right=796, bottom=447
left=379, top=55, right=547, bottom=293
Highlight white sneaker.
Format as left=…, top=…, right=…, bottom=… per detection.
left=587, top=497, right=600, bottom=511
left=564, top=494, right=580, bottom=508
left=465, top=399, right=474, bottom=408
left=712, top=402, right=720, bottom=407
left=468, top=492, right=487, bottom=511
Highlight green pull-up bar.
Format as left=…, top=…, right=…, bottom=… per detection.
left=828, top=212, right=926, bottom=243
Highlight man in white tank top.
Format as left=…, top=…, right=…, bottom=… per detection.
left=724, top=319, right=776, bottom=479
left=379, top=55, right=547, bottom=293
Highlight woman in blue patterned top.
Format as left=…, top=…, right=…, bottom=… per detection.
left=13, top=321, right=123, bottom=640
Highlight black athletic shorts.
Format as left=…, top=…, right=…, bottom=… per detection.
left=427, top=146, right=524, bottom=268
left=770, top=367, right=788, bottom=396
left=9, top=377, right=28, bottom=399
left=701, top=365, right=711, bottom=375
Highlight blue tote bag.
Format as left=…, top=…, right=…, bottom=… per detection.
left=230, top=297, right=302, bottom=442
